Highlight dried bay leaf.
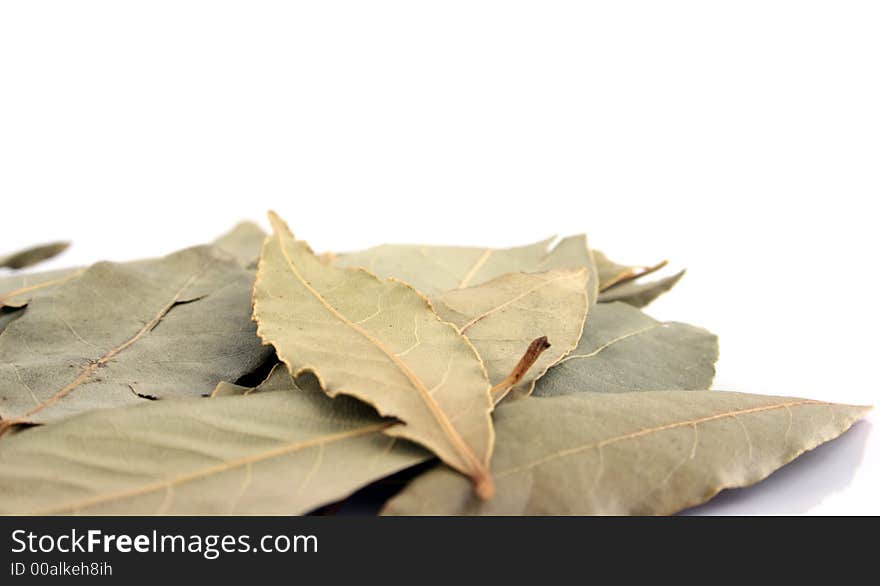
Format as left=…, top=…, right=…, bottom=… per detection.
left=213, top=220, right=267, bottom=268
left=598, top=270, right=686, bottom=308
left=534, top=302, right=718, bottom=396
left=253, top=212, right=496, bottom=497
left=382, top=390, right=870, bottom=515
left=594, top=250, right=667, bottom=292
left=0, top=388, right=427, bottom=515
left=209, top=380, right=252, bottom=398
left=336, top=235, right=600, bottom=305
left=0, top=241, right=70, bottom=271
left=0, top=268, right=82, bottom=309
left=0, top=222, right=263, bottom=311
left=0, top=245, right=271, bottom=429
left=430, top=269, right=589, bottom=403
left=208, top=363, right=292, bottom=398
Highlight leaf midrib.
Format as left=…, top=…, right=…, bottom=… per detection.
left=457, top=248, right=493, bottom=289
left=0, top=270, right=84, bottom=307
left=270, top=230, right=488, bottom=477
left=555, top=323, right=663, bottom=364
left=457, top=270, right=586, bottom=333
left=1, top=270, right=206, bottom=428
left=24, top=421, right=393, bottom=515
left=497, top=399, right=833, bottom=479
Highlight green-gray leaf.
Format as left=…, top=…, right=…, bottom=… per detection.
left=534, top=302, right=718, bottom=396
left=254, top=212, right=495, bottom=496
left=0, top=245, right=271, bottom=429
left=0, top=268, right=82, bottom=309
left=0, top=242, right=70, bottom=271
left=0, top=222, right=263, bottom=310
left=430, top=269, right=589, bottom=402
left=213, top=221, right=267, bottom=269
left=335, top=235, right=600, bottom=305
left=0, top=389, right=427, bottom=515
left=208, top=363, right=291, bottom=398
left=598, top=270, right=686, bottom=308
left=593, top=249, right=666, bottom=291
left=382, top=391, right=870, bottom=515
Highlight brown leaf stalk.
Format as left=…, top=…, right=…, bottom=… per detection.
left=490, top=336, right=552, bottom=403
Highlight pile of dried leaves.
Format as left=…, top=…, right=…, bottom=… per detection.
left=0, top=213, right=869, bottom=515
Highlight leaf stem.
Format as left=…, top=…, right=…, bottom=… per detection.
left=600, top=259, right=668, bottom=292
left=490, top=336, right=551, bottom=404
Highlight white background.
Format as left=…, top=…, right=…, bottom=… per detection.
left=1, top=2, right=877, bottom=514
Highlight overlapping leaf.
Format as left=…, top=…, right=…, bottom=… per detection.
left=209, top=363, right=291, bottom=397
left=0, top=245, right=271, bottom=429
left=592, top=249, right=685, bottom=307
left=382, top=390, right=869, bottom=515
left=0, top=223, right=262, bottom=312
left=253, top=212, right=495, bottom=497
left=430, top=269, right=589, bottom=402
left=213, top=221, right=267, bottom=268
left=0, top=268, right=82, bottom=309
left=335, top=235, right=599, bottom=305
left=534, top=302, right=718, bottom=396
left=593, top=250, right=667, bottom=291
left=0, top=386, right=427, bottom=515
left=598, top=270, right=686, bottom=308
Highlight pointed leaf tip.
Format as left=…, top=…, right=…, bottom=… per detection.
left=383, top=391, right=871, bottom=515
left=253, top=212, right=496, bottom=493
left=266, top=211, right=290, bottom=236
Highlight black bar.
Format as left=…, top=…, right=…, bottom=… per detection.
left=0, top=516, right=870, bottom=582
